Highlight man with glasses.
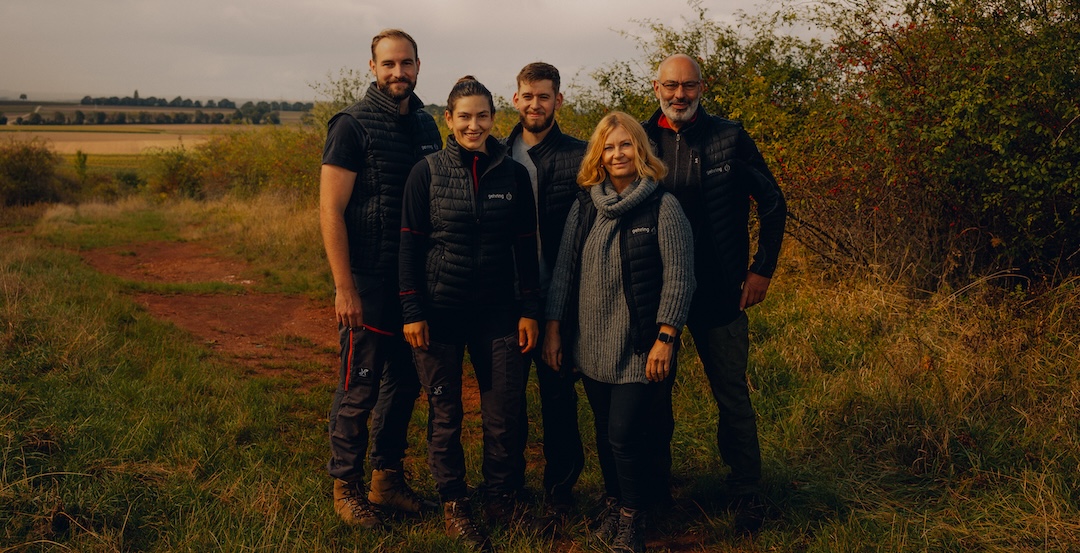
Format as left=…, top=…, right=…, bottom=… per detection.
left=642, top=53, right=787, bottom=535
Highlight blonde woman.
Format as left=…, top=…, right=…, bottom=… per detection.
left=543, top=111, right=695, bottom=553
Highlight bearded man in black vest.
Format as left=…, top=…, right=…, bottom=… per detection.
left=642, top=53, right=787, bottom=535
left=319, top=28, right=442, bottom=530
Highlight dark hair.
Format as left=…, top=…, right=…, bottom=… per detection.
left=446, top=75, right=495, bottom=114
left=516, top=62, right=561, bottom=94
left=370, top=28, right=418, bottom=61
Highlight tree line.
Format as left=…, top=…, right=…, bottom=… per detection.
left=5, top=100, right=315, bottom=126
left=79, top=91, right=312, bottom=113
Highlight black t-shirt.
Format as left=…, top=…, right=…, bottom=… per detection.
left=321, top=114, right=367, bottom=173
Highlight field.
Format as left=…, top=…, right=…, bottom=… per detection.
left=1, top=100, right=306, bottom=155
left=2, top=188, right=1079, bottom=552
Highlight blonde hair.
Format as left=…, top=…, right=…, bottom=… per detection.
left=577, top=111, right=667, bottom=187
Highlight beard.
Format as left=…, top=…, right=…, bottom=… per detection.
left=378, top=77, right=415, bottom=102
left=519, top=110, right=555, bottom=134
left=660, top=96, right=700, bottom=125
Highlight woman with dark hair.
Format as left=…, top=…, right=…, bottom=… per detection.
left=543, top=111, right=695, bottom=553
left=399, top=76, right=540, bottom=552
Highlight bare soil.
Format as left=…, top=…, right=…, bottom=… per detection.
left=81, top=241, right=337, bottom=391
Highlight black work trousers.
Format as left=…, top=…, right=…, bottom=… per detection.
left=412, top=307, right=527, bottom=501
left=327, top=275, right=421, bottom=482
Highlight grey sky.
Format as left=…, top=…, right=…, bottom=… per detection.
left=1, top=0, right=765, bottom=105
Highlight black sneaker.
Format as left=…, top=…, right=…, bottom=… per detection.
left=589, top=496, right=620, bottom=546
left=612, top=507, right=645, bottom=553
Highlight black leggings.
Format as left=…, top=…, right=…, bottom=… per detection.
left=582, top=376, right=664, bottom=510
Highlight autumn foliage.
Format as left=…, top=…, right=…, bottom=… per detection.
left=582, top=0, right=1080, bottom=288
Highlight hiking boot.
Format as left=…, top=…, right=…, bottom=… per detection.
left=481, top=491, right=528, bottom=528
left=730, top=492, right=766, bottom=535
left=368, top=468, right=438, bottom=514
left=589, top=496, right=621, bottom=546
left=444, top=498, right=493, bottom=552
left=333, top=479, right=384, bottom=529
left=612, top=507, right=646, bottom=553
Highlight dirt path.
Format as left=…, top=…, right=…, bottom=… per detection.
left=81, top=241, right=337, bottom=390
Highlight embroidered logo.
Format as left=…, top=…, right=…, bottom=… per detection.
left=631, top=226, right=655, bottom=235
left=358, top=367, right=370, bottom=378
left=487, top=192, right=512, bottom=201
left=421, top=144, right=439, bottom=152
left=431, top=385, right=444, bottom=396
left=705, top=164, right=731, bottom=177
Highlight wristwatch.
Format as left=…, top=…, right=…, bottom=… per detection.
left=657, top=331, right=677, bottom=344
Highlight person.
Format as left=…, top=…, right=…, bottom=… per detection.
left=503, top=62, right=586, bottom=522
left=544, top=111, right=696, bottom=553
left=399, top=76, right=541, bottom=552
left=319, top=28, right=442, bottom=530
left=642, top=53, right=787, bottom=534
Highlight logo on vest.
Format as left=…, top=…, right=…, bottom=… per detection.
left=631, top=226, right=655, bottom=235
left=706, top=164, right=731, bottom=177
left=431, top=385, right=444, bottom=396
left=487, top=192, right=512, bottom=201
left=358, top=367, right=370, bottom=378
left=421, top=144, right=439, bottom=152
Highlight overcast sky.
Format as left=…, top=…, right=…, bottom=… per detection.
left=1, top=0, right=777, bottom=105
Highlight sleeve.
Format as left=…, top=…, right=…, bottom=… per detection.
left=545, top=203, right=580, bottom=322
left=511, top=163, right=542, bottom=320
left=399, top=159, right=434, bottom=324
left=737, top=129, right=787, bottom=278
left=322, top=114, right=367, bottom=173
left=655, top=194, right=696, bottom=329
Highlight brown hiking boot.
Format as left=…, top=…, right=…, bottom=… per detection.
left=444, top=498, right=493, bottom=552
left=333, top=479, right=384, bottom=529
left=368, top=468, right=438, bottom=514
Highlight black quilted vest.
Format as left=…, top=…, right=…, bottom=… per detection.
left=565, top=186, right=665, bottom=354
left=334, top=84, right=441, bottom=276
left=423, top=137, right=522, bottom=309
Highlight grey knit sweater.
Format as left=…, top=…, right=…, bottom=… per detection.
left=547, top=178, right=696, bottom=384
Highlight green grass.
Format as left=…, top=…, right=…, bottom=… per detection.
left=3, top=194, right=1079, bottom=551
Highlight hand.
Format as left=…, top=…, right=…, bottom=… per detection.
left=645, top=340, right=674, bottom=382
left=519, top=317, right=539, bottom=353
left=403, top=321, right=430, bottom=350
left=542, top=321, right=562, bottom=371
left=336, top=288, right=363, bottom=328
left=739, top=271, right=772, bottom=311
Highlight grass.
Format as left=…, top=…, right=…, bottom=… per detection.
left=3, top=193, right=1079, bottom=551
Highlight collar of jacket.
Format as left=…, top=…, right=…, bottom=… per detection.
left=646, top=105, right=709, bottom=136
left=504, top=120, right=566, bottom=158
left=444, top=135, right=508, bottom=170
left=363, top=81, right=426, bottom=115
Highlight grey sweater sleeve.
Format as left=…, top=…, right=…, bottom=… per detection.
left=545, top=203, right=581, bottom=322
left=655, top=194, right=696, bottom=329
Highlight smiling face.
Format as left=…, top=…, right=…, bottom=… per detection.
left=601, top=125, right=638, bottom=190
left=513, top=79, right=562, bottom=135
left=369, top=36, right=419, bottom=103
left=445, top=94, right=493, bottom=153
left=653, top=55, right=703, bottom=130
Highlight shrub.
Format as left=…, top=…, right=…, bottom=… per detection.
left=0, top=139, right=78, bottom=206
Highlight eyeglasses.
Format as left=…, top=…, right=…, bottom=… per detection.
left=659, top=80, right=701, bottom=92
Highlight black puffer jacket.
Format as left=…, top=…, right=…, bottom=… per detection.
left=399, top=136, right=540, bottom=323
left=503, top=121, right=586, bottom=270
left=644, top=107, right=786, bottom=323
left=330, top=83, right=441, bottom=276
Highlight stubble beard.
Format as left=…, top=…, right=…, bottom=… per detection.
left=661, top=96, right=700, bottom=125
left=519, top=111, right=555, bottom=134
left=378, top=77, right=415, bottom=102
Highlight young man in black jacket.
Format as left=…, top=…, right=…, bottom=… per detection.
left=320, top=28, right=442, bottom=530
left=642, top=53, right=787, bottom=534
left=503, top=62, right=587, bottom=525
